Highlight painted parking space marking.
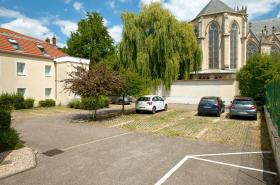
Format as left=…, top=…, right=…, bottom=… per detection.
left=191, top=157, right=277, bottom=176
left=154, top=156, right=190, bottom=185
left=152, top=124, right=171, bottom=133
left=109, top=120, right=134, bottom=128
left=154, top=151, right=276, bottom=185
left=62, top=132, right=131, bottom=151
left=195, top=128, right=208, bottom=139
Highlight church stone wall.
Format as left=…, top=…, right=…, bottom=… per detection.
left=192, top=13, right=247, bottom=71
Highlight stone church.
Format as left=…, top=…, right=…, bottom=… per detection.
left=158, top=0, right=280, bottom=104
left=190, top=0, right=280, bottom=80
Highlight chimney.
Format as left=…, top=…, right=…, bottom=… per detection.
left=45, top=38, right=50, bottom=44
left=52, top=35, right=56, bottom=46
left=272, top=26, right=276, bottom=34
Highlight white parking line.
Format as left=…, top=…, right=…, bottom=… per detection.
left=109, top=120, right=134, bottom=128
left=63, top=132, right=131, bottom=151
left=154, top=151, right=274, bottom=185
left=191, top=157, right=278, bottom=176
left=187, top=151, right=272, bottom=158
left=154, top=156, right=190, bottom=185
left=152, top=125, right=171, bottom=133
left=195, top=128, right=208, bottom=139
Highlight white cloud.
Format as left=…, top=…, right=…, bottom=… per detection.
left=103, top=18, right=109, bottom=27
left=140, top=0, right=280, bottom=21
left=1, top=18, right=53, bottom=40
left=73, top=1, right=84, bottom=12
left=108, top=1, right=116, bottom=9
left=54, top=20, right=78, bottom=37
left=0, top=7, right=24, bottom=18
left=0, top=7, right=54, bottom=40
left=108, top=25, right=123, bottom=43
left=56, top=42, right=67, bottom=48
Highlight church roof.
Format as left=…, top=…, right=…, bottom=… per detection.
left=195, top=0, right=235, bottom=19
left=250, top=18, right=280, bottom=41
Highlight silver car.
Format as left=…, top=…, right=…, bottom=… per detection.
left=229, top=97, right=257, bottom=120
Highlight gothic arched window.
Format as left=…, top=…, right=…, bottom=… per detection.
left=208, top=22, right=219, bottom=69
left=271, top=44, right=280, bottom=53
left=247, top=41, right=258, bottom=59
left=230, top=22, right=238, bottom=69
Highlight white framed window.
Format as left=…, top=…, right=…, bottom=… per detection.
left=37, top=44, right=48, bottom=55
left=9, top=39, right=21, bottom=50
left=45, top=65, right=52, bottom=77
left=17, top=88, right=26, bottom=96
left=17, top=62, right=26, bottom=76
left=45, top=88, right=52, bottom=98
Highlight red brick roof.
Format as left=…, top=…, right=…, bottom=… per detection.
left=0, top=28, right=67, bottom=59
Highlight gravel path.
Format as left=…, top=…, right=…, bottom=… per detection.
left=0, top=147, right=36, bottom=179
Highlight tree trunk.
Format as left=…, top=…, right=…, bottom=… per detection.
left=93, top=109, right=97, bottom=121
left=122, top=95, right=125, bottom=114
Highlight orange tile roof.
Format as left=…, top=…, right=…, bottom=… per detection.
left=0, top=28, right=67, bottom=59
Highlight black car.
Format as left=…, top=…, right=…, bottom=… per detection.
left=198, top=96, right=225, bottom=117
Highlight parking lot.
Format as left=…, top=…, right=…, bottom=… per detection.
left=0, top=104, right=278, bottom=185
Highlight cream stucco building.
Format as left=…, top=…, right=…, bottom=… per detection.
left=0, top=28, right=89, bottom=105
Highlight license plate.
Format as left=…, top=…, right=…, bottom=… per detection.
left=239, top=112, right=248, bottom=115
left=204, top=106, right=211, bottom=109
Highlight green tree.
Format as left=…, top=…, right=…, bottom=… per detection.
left=63, top=64, right=125, bottom=120
left=119, top=3, right=201, bottom=89
left=66, top=12, right=114, bottom=65
left=118, top=71, right=149, bottom=113
left=237, top=53, right=280, bottom=105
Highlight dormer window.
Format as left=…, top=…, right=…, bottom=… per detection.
left=37, top=44, right=48, bottom=55
left=8, top=39, right=21, bottom=50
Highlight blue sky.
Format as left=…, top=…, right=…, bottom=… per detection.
left=0, top=0, right=280, bottom=47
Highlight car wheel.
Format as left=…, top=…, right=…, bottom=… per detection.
left=152, top=107, right=156, bottom=114
left=136, top=110, right=140, bottom=114
left=253, top=115, right=257, bottom=120
left=164, top=104, right=168, bottom=111
left=198, top=112, right=202, bottom=116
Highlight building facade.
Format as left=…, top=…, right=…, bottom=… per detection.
left=190, top=0, right=280, bottom=80
left=159, top=0, right=280, bottom=104
left=0, top=28, right=89, bottom=105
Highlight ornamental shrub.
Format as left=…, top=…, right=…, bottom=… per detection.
left=0, top=128, right=22, bottom=152
left=0, top=107, right=11, bottom=130
left=68, top=99, right=82, bottom=109
left=24, top=98, right=35, bottom=109
left=39, top=99, right=56, bottom=107
left=0, top=93, right=25, bottom=109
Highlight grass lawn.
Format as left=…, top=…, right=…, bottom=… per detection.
left=93, top=104, right=271, bottom=150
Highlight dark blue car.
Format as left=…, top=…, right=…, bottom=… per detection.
left=197, top=97, right=225, bottom=117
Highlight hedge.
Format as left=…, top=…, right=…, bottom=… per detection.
left=0, top=107, right=11, bottom=130
left=24, top=98, right=35, bottom=109
left=0, top=128, right=22, bottom=152
left=39, top=99, right=56, bottom=107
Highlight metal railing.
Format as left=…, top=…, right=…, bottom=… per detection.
left=266, top=75, right=280, bottom=136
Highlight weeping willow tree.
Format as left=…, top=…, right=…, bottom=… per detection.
left=119, top=3, right=201, bottom=89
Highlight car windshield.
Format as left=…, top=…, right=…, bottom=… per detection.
left=138, top=97, right=151, bottom=101
left=233, top=100, right=254, bottom=105
left=200, top=98, right=216, bottom=104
